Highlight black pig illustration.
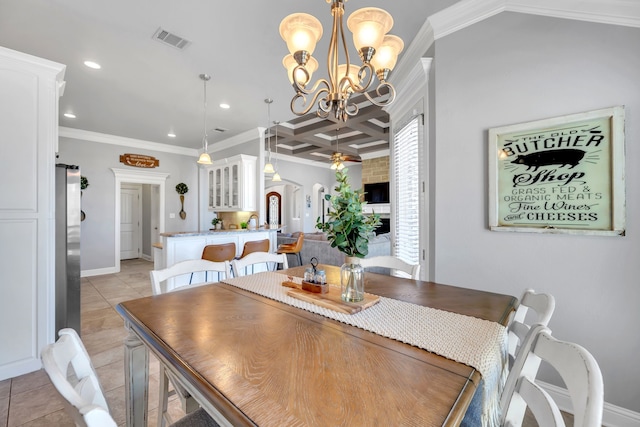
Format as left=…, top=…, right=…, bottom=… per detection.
left=510, top=149, right=585, bottom=171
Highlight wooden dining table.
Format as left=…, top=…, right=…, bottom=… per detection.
left=116, top=265, right=517, bottom=427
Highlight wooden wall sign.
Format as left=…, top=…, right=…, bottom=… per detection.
left=488, top=106, right=625, bottom=236
left=119, top=153, right=159, bottom=168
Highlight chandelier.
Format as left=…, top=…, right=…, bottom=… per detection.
left=196, top=73, right=213, bottom=165
left=279, top=0, right=404, bottom=122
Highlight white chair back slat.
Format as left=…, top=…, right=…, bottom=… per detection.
left=41, top=328, right=117, bottom=427
left=501, top=289, right=556, bottom=425
left=150, top=259, right=232, bottom=295
left=358, top=255, right=420, bottom=279
left=501, top=325, right=604, bottom=427
left=231, top=251, right=288, bottom=277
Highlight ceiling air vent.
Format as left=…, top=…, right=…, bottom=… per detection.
left=152, top=27, right=190, bottom=50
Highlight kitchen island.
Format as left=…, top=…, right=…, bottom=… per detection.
left=155, top=228, right=280, bottom=285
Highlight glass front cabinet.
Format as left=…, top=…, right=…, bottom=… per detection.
left=207, top=154, right=256, bottom=211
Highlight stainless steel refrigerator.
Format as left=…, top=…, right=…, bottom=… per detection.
left=55, top=164, right=81, bottom=336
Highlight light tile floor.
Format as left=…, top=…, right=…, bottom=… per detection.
left=1, top=259, right=188, bottom=427
left=1, top=258, right=574, bottom=427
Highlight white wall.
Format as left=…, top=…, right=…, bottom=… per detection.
left=57, top=137, right=200, bottom=273
left=432, top=12, right=639, bottom=412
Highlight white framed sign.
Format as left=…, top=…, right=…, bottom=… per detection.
left=488, top=106, right=625, bottom=236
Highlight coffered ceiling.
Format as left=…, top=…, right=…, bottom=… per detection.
left=269, top=91, right=390, bottom=164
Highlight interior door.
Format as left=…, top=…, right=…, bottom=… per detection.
left=150, top=185, right=160, bottom=260
left=266, top=191, right=281, bottom=227
left=121, top=186, right=141, bottom=260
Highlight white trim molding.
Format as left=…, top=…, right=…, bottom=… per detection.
left=394, top=0, right=640, bottom=82
left=430, top=0, right=640, bottom=41
left=538, top=380, right=640, bottom=427
left=81, top=266, right=118, bottom=277
left=111, top=168, right=169, bottom=274
left=59, top=127, right=198, bottom=157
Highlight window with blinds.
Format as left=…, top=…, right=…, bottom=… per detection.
left=393, top=116, right=421, bottom=266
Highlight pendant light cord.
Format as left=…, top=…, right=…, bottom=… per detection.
left=274, top=121, right=279, bottom=168
left=203, top=77, right=208, bottom=151
left=266, top=99, right=272, bottom=160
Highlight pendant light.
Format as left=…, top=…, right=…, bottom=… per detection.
left=272, top=121, right=282, bottom=182
left=263, top=98, right=275, bottom=173
left=197, top=73, right=213, bottom=165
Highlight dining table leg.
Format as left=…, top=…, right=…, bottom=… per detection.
left=124, top=325, right=149, bottom=427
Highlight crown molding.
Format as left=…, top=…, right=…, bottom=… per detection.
left=59, top=126, right=261, bottom=158
left=395, top=0, right=640, bottom=79
left=505, top=0, right=640, bottom=28
left=209, top=128, right=260, bottom=153
left=390, top=19, right=435, bottom=88
left=430, top=0, right=640, bottom=41
left=385, top=58, right=432, bottom=121
left=59, top=127, right=197, bottom=156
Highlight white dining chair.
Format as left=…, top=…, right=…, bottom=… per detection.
left=508, top=289, right=556, bottom=364
left=499, top=289, right=556, bottom=425
left=41, top=328, right=219, bottom=427
left=41, top=328, right=117, bottom=427
left=231, top=251, right=288, bottom=276
left=358, top=255, right=420, bottom=279
left=150, top=259, right=232, bottom=295
left=501, top=324, right=604, bottom=427
left=150, top=260, right=230, bottom=427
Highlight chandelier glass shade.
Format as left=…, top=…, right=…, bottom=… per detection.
left=279, top=0, right=404, bottom=122
left=196, top=73, right=213, bottom=165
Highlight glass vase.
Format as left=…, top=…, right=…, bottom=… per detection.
left=341, top=257, right=365, bottom=302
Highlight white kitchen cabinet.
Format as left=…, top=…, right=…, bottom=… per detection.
left=208, top=154, right=256, bottom=211
left=0, top=47, right=65, bottom=380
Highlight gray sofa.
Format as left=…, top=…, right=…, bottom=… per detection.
left=277, top=232, right=391, bottom=271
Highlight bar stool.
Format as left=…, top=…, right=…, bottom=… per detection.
left=190, top=242, right=236, bottom=283
left=239, top=239, right=270, bottom=258
left=236, top=239, right=270, bottom=275
left=277, top=232, right=304, bottom=266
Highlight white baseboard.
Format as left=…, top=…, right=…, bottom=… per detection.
left=81, top=266, right=118, bottom=277
left=539, top=380, right=640, bottom=427
left=141, top=253, right=152, bottom=262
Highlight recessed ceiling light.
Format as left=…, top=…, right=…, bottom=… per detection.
left=63, top=113, right=76, bottom=119
left=167, top=133, right=176, bottom=138
left=220, top=103, right=230, bottom=109
left=84, top=60, right=101, bottom=69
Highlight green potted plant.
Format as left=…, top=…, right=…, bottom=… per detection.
left=240, top=221, right=248, bottom=229
left=211, top=217, right=222, bottom=230
left=316, top=169, right=380, bottom=301
left=175, top=183, right=188, bottom=220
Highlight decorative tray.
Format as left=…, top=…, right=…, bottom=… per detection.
left=282, top=280, right=380, bottom=315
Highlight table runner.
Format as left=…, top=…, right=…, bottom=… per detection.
left=221, top=272, right=508, bottom=427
